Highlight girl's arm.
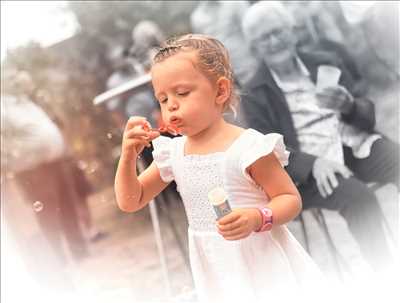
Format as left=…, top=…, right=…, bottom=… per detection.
left=217, top=153, right=302, bottom=240
left=114, top=116, right=170, bottom=212
left=115, top=159, right=169, bottom=213
left=248, top=152, right=302, bottom=225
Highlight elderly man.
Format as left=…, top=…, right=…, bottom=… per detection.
left=241, top=1, right=398, bottom=272
left=286, top=1, right=369, bottom=98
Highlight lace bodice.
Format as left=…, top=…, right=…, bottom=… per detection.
left=175, top=152, right=226, bottom=231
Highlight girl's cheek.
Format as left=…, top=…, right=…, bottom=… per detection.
left=160, top=110, right=168, bottom=121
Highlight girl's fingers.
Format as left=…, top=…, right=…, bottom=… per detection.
left=125, top=127, right=160, bottom=141
left=224, top=232, right=249, bottom=241
left=148, top=130, right=161, bottom=140
left=217, top=219, right=243, bottom=232
left=125, top=128, right=150, bottom=138
left=219, top=226, right=246, bottom=238
left=125, top=138, right=149, bottom=149
left=217, top=211, right=241, bottom=225
left=125, top=116, right=148, bottom=130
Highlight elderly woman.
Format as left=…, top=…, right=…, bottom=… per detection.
left=240, top=1, right=398, bottom=272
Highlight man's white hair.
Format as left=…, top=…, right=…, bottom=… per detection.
left=242, top=1, right=295, bottom=39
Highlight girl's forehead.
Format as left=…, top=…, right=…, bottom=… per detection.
left=151, top=51, right=205, bottom=85
left=152, top=51, right=199, bottom=73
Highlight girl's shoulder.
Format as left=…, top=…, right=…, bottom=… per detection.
left=227, top=129, right=290, bottom=182
left=231, top=128, right=286, bottom=154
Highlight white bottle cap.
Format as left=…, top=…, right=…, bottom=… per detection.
left=208, top=187, right=227, bottom=206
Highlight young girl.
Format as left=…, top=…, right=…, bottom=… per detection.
left=115, top=34, right=325, bottom=303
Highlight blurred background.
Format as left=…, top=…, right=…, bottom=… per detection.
left=1, top=1, right=398, bottom=302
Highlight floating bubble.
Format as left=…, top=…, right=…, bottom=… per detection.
left=33, top=201, right=44, bottom=212
left=77, top=160, right=88, bottom=170
left=88, top=161, right=99, bottom=174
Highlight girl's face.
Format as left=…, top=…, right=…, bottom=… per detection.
left=151, top=51, right=223, bottom=136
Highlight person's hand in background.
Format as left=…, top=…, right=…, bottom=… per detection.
left=316, top=85, right=354, bottom=114
left=312, top=157, right=353, bottom=198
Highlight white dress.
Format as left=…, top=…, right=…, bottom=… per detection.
left=152, top=128, right=325, bottom=303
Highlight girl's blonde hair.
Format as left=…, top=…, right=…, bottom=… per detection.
left=152, top=33, right=239, bottom=116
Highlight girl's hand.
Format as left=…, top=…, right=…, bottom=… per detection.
left=216, top=208, right=262, bottom=241
left=121, top=116, right=160, bottom=160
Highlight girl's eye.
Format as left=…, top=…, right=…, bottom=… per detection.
left=177, top=91, right=189, bottom=97
left=159, top=98, right=167, bottom=104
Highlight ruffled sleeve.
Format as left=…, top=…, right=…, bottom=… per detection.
left=240, top=131, right=290, bottom=185
left=151, top=136, right=175, bottom=183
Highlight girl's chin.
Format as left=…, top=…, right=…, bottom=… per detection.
left=180, top=127, right=199, bottom=137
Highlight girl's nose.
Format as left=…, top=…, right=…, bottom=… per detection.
left=167, top=100, right=178, bottom=111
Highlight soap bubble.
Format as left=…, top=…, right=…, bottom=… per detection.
left=77, top=160, right=88, bottom=170
left=33, top=201, right=44, bottom=212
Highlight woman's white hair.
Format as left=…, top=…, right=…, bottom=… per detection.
left=242, top=1, right=295, bottom=39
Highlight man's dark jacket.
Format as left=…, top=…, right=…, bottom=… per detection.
left=241, top=44, right=376, bottom=185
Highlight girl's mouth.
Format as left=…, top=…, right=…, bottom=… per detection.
left=169, top=116, right=182, bottom=125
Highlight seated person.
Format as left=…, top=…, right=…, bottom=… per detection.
left=129, top=20, right=165, bottom=73
left=241, top=1, right=398, bottom=272
left=288, top=3, right=368, bottom=98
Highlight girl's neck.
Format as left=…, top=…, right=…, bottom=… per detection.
left=187, top=117, right=228, bottom=144
left=185, top=118, right=242, bottom=155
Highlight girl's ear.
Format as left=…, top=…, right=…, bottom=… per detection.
left=215, top=77, right=231, bottom=105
